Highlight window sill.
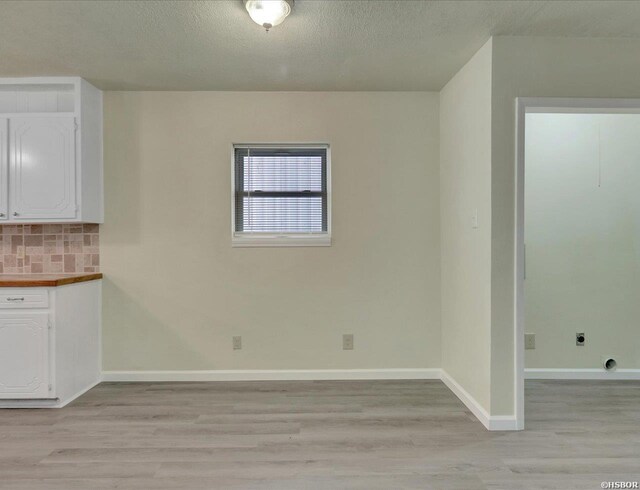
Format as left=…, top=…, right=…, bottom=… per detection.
left=232, top=234, right=331, bottom=248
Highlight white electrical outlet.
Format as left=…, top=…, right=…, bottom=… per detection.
left=524, top=333, right=535, bottom=350
left=343, top=334, right=354, bottom=350
left=233, top=336, right=242, bottom=350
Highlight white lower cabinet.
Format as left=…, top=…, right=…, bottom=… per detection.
left=0, top=280, right=101, bottom=407
left=0, top=312, right=50, bottom=399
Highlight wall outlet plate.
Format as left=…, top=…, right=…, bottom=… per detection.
left=343, top=334, right=354, bottom=350
left=524, top=333, right=535, bottom=350
left=576, top=332, right=585, bottom=346
left=233, top=336, right=242, bottom=350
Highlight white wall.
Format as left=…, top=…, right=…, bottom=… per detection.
left=102, top=92, right=441, bottom=372
left=440, top=39, right=493, bottom=411
left=525, top=113, right=640, bottom=369
left=491, top=36, right=640, bottom=415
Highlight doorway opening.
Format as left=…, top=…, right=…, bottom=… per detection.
left=515, top=98, right=640, bottom=430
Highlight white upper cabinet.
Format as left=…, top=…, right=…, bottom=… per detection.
left=10, top=116, right=76, bottom=220
left=0, top=78, right=103, bottom=223
left=0, top=118, right=7, bottom=221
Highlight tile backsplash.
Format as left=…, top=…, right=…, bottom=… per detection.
left=0, top=224, right=99, bottom=274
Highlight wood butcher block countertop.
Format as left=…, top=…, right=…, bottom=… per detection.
left=0, top=273, right=103, bottom=288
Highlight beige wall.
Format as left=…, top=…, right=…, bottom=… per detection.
left=525, top=113, right=640, bottom=369
left=491, top=36, right=640, bottom=415
left=102, top=92, right=441, bottom=371
left=100, top=37, right=640, bottom=417
left=440, top=40, right=493, bottom=411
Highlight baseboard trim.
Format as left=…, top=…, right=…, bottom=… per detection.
left=525, top=368, right=640, bottom=380
left=440, top=370, right=519, bottom=431
left=101, top=368, right=442, bottom=382
left=100, top=368, right=520, bottom=430
left=58, top=378, right=102, bottom=408
left=0, top=398, right=60, bottom=409
left=0, top=378, right=101, bottom=409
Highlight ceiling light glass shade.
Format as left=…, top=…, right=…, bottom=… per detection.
left=244, top=0, right=293, bottom=31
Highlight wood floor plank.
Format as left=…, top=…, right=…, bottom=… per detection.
left=0, top=379, right=639, bottom=488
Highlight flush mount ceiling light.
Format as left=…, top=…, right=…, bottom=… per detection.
left=244, top=0, right=294, bottom=32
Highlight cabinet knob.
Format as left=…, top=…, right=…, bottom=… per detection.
left=0, top=213, right=4, bottom=217
left=13, top=212, right=19, bottom=217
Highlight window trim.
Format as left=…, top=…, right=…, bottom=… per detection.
left=231, top=143, right=332, bottom=247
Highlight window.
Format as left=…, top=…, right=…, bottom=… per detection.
left=232, top=144, right=331, bottom=247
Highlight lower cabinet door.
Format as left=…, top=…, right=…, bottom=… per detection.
left=0, top=312, right=51, bottom=399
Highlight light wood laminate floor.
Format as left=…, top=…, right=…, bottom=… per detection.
left=0, top=380, right=639, bottom=489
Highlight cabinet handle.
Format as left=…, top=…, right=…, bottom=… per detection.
left=6, top=297, right=25, bottom=302
left=0, top=213, right=4, bottom=217
left=12, top=212, right=19, bottom=217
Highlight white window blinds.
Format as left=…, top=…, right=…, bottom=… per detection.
left=234, top=146, right=329, bottom=235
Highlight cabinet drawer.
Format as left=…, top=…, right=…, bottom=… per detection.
left=0, top=290, right=49, bottom=309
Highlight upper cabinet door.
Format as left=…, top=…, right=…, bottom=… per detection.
left=0, top=118, right=7, bottom=221
left=10, top=116, right=77, bottom=220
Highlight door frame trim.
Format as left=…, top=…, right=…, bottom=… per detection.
left=514, top=97, right=640, bottom=431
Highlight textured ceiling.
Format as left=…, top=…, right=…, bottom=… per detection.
left=1, top=1, right=640, bottom=91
